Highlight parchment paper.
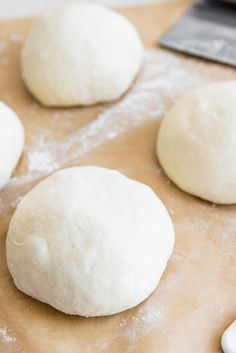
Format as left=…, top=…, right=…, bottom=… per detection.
left=0, top=2, right=235, bottom=352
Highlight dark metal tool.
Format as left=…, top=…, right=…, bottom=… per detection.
left=160, top=0, right=236, bottom=66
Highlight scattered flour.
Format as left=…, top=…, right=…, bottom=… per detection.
left=0, top=327, right=16, bottom=343
left=26, top=135, right=60, bottom=173
left=18, top=49, right=205, bottom=187
left=122, top=301, right=165, bottom=344
left=84, top=300, right=166, bottom=353
left=55, top=51, right=202, bottom=159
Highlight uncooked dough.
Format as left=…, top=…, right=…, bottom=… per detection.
left=6, top=166, right=174, bottom=316
left=21, top=3, right=143, bottom=107
left=222, top=320, right=236, bottom=353
left=0, top=101, right=24, bottom=190
left=157, top=81, right=236, bottom=204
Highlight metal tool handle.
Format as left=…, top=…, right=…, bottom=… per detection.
left=196, top=0, right=236, bottom=5
left=208, top=0, right=236, bottom=5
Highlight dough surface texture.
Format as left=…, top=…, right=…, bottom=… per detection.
left=6, top=166, right=174, bottom=316
left=0, top=101, right=24, bottom=190
left=21, top=3, right=143, bottom=107
left=157, top=81, right=236, bottom=204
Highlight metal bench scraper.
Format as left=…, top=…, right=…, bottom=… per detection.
left=160, top=0, right=236, bottom=66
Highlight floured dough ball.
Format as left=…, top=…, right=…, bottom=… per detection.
left=6, top=166, right=174, bottom=316
left=157, top=81, right=236, bottom=204
left=0, top=102, right=24, bottom=190
left=21, top=3, right=143, bottom=107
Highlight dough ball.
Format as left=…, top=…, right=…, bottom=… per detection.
left=0, top=102, right=24, bottom=190
left=157, top=81, right=236, bottom=204
left=6, top=166, right=174, bottom=316
left=21, top=4, right=143, bottom=107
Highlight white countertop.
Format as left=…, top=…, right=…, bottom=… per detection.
left=0, top=0, right=163, bottom=19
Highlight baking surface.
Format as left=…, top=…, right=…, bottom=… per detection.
left=0, top=2, right=235, bottom=352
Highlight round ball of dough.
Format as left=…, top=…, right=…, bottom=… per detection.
left=21, top=4, right=143, bottom=107
left=0, top=102, right=24, bottom=190
left=157, top=81, right=236, bottom=204
left=6, top=166, right=174, bottom=316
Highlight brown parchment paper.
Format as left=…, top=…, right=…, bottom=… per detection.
left=0, top=2, right=235, bottom=353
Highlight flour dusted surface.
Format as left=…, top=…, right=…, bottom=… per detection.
left=0, top=19, right=236, bottom=353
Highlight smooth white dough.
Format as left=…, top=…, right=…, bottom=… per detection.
left=222, top=320, right=236, bottom=353
left=21, top=3, right=143, bottom=107
left=157, top=81, right=236, bottom=204
left=6, top=166, right=174, bottom=316
left=0, top=102, right=24, bottom=190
